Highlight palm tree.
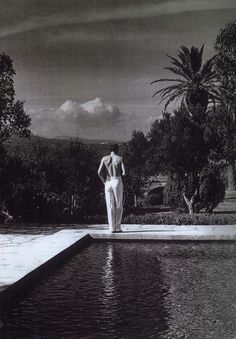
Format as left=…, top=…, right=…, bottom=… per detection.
left=151, top=45, right=218, bottom=115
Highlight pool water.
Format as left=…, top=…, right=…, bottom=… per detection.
left=2, top=242, right=236, bottom=338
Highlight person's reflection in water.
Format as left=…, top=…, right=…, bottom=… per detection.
left=103, top=245, right=116, bottom=297
left=100, top=244, right=119, bottom=335
left=100, top=243, right=171, bottom=338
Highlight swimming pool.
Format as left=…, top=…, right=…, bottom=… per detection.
left=3, top=242, right=236, bottom=338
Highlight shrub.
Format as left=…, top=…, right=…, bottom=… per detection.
left=197, top=165, right=225, bottom=212
left=163, top=165, right=225, bottom=213
left=122, top=212, right=236, bottom=225
left=163, top=175, right=186, bottom=211
left=145, top=194, right=162, bottom=207
left=145, top=186, right=164, bottom=206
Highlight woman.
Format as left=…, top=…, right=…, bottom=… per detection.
left=98, top=143, right=125, bottom=233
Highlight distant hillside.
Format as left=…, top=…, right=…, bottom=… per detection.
left=9, top=134, right=69, bottom=146
left=7, top=134, right=125, bottom=158
left=9, top=134, right=123, bottom=145
left=52, top=135, right=120, bottom=144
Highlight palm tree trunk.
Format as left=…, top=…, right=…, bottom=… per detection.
left=227, top=161, right=236, bottom=191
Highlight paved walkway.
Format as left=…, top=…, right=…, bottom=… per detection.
left=1, top=224, right=236, bottom=319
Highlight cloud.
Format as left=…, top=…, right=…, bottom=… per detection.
left=29, top=97, right=123, bottom=137
left=28, top=97, right=164, bottom=140
left=59, top=97, right=121, bottom=125
left=0, top=0, right=236, bottom=38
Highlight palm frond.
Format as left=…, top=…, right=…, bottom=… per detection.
left=166, top=55, right=184, bottom=68
left=164, top=66, right=192, bottom=80
left=166, top=55, right=191, bottom=77
left=179, top=45, right=191, bottom=59
left=159, top=86, right=187, bottom=102
left=152, top=45, right=219, bottom=110
left=202, top=72, right=217, bottom=84
left=151, top=78, right=185, bottom=84
left=199, top=45, right=204, bottom=58
left=190, top=45, right=203, bottom=73
left=153, top=83, right=185, bottom=98
left=177, top=47, right=194, bottom=78
left=162, top=89, right=186, bottom=109
left=201, top=55, right=216, bottom=78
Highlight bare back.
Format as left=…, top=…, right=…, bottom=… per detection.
left=98, top=152, right=125, bottom=183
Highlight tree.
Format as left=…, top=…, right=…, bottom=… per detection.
left=0, top=53, right=30, bottom=143
left=151, top=45, right=217, bottom=118
left=6, top=137, right=57, bottom=221
left=148, top=105, right=231, bottom=213
left=214, top=21, right=236, bottom=190
left=123, top=130, right=149, bottom=208
left=51, top=140, right=102, bottom=218
left=0, top=53, right=30, bottom=216
left=7, top=137, right=104, bottom=221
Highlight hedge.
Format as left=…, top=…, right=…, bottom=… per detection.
left=83, top=212, right=236, bottom=225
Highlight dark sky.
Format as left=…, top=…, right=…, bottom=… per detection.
left=1, top=0, right=236, bottom=140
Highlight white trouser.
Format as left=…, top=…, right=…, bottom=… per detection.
left=105, top=177, right=123, bottom=232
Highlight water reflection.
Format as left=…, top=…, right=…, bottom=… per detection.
left=3, top=242, right=236, bottom=338
left=100, top=243, right=170, bottom=338
left=3, top=242, right=170, bottom=338
left=102, top=245, right=116, bottom=300
left=100, top=245, right=119, bottom=333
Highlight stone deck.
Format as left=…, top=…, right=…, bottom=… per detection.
left=91, top=224, right=236, bottom=241
left=0, top=230, right=86, bottom=292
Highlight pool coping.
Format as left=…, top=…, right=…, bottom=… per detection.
left=90, top=224, right=236, bottom=241
left=1, top=224, right=236, bottom=321
left=0, top=233, right=92, bottom=319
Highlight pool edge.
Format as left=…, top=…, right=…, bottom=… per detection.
left=0, top=233, right=92, bottom=318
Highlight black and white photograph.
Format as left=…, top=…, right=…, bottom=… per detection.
left=0, top=0, right=236, bottom=338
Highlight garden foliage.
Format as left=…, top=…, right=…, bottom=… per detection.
left=214, top=21, right=236, bottom=190
left=148, top=104, right=232, bottom=213
left=3, top=137, right=104, bottom=222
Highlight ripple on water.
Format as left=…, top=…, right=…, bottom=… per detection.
left=3, top=242, right=236, bottom=339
